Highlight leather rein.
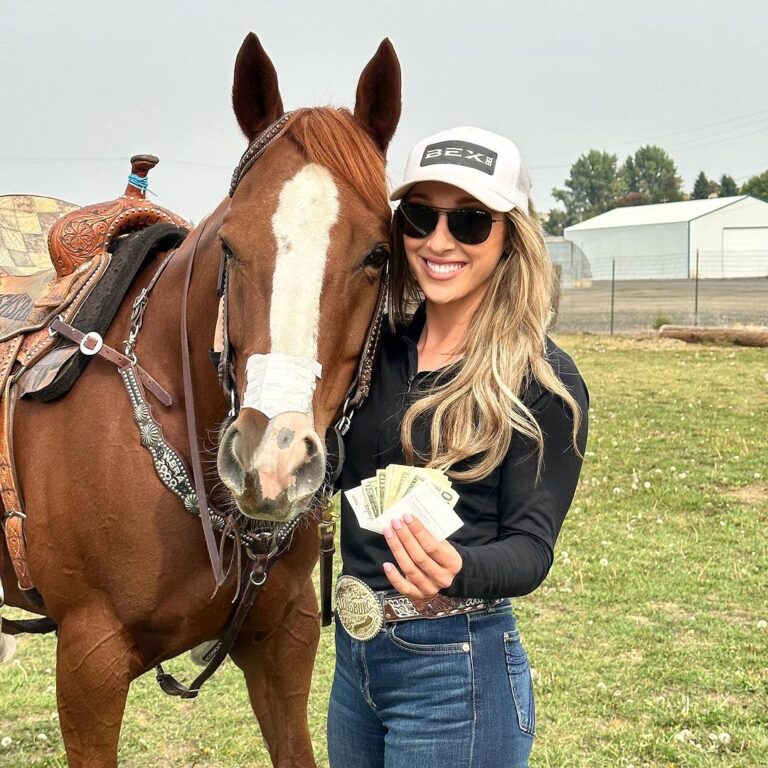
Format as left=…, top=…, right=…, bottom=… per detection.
left=55, top=113, right=388, bottom=698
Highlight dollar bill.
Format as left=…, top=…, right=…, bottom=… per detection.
left=344, top=485, right=376, bottom=529
left=376, top=480, right=463, bottom=540
left=376, top=469, right=388, bottom=515
left=361, top=477, right=381, bottom=518
left=397, top=471, right=458, bottom=507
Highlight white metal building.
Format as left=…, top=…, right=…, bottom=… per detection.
left=563, top=195, right=768, bottom=280
left=544, top=237, right=592, bottom=288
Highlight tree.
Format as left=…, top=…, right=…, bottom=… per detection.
left=719, top=174, right=738, bottom=197
left=541, top=208, right=568, bottom=236
left=692, top=171, right=710, bottom=199
left=614, top=191, right=652, bottom=208
left=550, top=150, right=620, bottom=226
left=741, top=170, right=768, bottom=201
left=618, top=145, right=683, bottom=204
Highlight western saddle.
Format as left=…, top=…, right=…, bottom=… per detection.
left=0, top=156, right=187, bottom=597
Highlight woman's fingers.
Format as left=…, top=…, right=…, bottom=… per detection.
left=382, top=561, right=422, bottom=597
left=382, top=516, right=463, bottom=596
left=384, top=522, right=438, bottom=595
left=402, top=514, right=463, bottom=573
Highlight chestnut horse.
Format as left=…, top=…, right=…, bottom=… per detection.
left=0, top=34, right=400, bottom=767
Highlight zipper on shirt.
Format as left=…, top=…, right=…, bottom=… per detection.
left=405, top=373, right=415, bottom=392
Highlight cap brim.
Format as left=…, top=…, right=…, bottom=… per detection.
left=389, top=168, right=515, bottom=213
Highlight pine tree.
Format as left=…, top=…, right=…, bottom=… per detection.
left=619, top=146, right=683, bottom=204
left=719, top=174, right=738, bottom=197
left=692, top=171, right=710, bottom=199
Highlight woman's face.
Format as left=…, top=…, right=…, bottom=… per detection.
left=401, top=181, right=507, bottom=311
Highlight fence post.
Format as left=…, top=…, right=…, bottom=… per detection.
left=610, top=258, right=616, bottom=335
left=694, top=249, right=700, bottom=327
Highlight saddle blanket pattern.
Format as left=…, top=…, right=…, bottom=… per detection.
left=0, top=196, right=79, bottom=277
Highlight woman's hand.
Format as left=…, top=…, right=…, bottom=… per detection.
left=382, top=513, right=463, bottom=599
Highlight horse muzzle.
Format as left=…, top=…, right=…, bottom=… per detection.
left=217, top=409, right=326, bottom=521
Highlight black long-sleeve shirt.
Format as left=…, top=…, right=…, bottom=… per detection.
left=338, top=305, right=589, bottom=599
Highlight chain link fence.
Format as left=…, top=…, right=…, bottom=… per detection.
left=548, top=242, right=768, bottom=333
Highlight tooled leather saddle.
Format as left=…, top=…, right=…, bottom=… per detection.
left=0, top=156, right=188, bottom=598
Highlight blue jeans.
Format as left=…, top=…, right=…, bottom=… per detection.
left=327, top=600, right=535, bottom=768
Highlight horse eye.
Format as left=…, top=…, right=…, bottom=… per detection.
left=363, top=245, right=389, bottom=269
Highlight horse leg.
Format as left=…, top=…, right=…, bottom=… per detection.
left=230, top=584, right=320, bottom=768
left=55, top=607, right=138, bottom=768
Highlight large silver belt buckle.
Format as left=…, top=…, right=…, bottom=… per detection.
left=335, top=575, right=384, bottom=641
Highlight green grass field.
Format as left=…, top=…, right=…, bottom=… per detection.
left=1, top=335, right=766, bottom=767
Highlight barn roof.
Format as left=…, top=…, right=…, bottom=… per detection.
left=564, top=195, right=752, bottom=232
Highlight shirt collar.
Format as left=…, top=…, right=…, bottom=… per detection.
left=402, top=302, right=427, bottom=346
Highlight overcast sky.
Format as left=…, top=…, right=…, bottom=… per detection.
left=1, top=0, right=766, bottom=222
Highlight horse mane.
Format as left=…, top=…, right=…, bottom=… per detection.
left=286, top=107, right=390, bottom=219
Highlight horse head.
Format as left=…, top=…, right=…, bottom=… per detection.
left=216, top=34, right=401, bottom=522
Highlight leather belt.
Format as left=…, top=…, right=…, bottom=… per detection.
left=381, top=592, right=503, bottom=623
left=334, top=575, right=504, bottom=641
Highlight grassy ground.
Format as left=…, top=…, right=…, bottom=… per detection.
left=1, top=335, right=766, bottom=767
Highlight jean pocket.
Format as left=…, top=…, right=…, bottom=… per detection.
left=503, top=630, right=536, bottom=736
left=388, top=615, right=471, bottom=654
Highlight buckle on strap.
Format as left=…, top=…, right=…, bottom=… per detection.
left=79, top=331, right=104, bottom=356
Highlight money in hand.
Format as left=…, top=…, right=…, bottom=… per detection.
left=344, top=464, right=462, bottom=540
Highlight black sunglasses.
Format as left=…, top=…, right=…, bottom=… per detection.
left=397, top=201, right=504, bottom=245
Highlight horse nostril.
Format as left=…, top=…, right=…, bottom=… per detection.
left=304, top=437, right=318, bottom=459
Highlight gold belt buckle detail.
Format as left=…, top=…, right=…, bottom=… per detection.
left=335, top=575, right=384, bottom=641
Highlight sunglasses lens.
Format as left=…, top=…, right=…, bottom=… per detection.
left=399, top=203, right=496, bottom=244
left=399, top=203, right=438, bottom=238
left=448, top=209, right=494, bottom=245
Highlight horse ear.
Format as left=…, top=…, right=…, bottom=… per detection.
left=354, top=39, right=402, bottom=154
left=232, top=33, right=285, bottom=142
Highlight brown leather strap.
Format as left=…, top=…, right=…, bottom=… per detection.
left=48, top=317, right=172, bottom=407
left=155, top=552, right=271, bottom=698
left=340, top=262, right=389, bottom=423
left=317, top=493, right=337, bottom=627
left=179, top=220, right=225, bottom=586
left=229, top=113, right=295, bottom=196
left=1, top=616, right=57, bottom=635
left=0, top=358, right=33, bottom=591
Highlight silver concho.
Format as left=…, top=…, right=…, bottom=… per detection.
left=335, top=575, right=383, bottom=641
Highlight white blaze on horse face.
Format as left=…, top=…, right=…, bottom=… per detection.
left=271, top=163, right=339, bottom=360
left=237, top=164, right=337, bottom=506
left=241, top=163, right=339, bottom=420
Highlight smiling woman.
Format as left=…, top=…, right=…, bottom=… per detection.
left=329, top=126, right=590, bottom=768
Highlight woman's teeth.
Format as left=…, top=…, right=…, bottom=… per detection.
left=426, top=259, right=465, bottom=274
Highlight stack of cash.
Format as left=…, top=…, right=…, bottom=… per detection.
left=344, top=464, right=463, bottom=540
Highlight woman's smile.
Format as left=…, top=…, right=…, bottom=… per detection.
left=420, top=256, right=468, bottom=280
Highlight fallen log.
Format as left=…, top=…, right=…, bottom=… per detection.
left=658, top=325, right=768, bottom=347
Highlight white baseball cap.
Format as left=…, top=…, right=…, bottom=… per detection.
left=390, top=126, right=531, bottom=214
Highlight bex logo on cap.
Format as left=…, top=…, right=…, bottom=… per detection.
left=420, top=140, right=498, bottom=176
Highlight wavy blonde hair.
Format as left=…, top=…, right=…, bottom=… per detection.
left=389, top=203, right=582, bottom=482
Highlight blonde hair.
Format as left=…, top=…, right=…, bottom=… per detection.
left=389, top=204, right=582, bottom=483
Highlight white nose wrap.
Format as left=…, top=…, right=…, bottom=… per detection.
left=242, top=352, right=322, bottom=419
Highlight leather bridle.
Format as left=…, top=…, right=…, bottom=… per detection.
left=218, top=111, right=389, bottom=450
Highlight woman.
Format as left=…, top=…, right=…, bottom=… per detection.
left=327, top=126, right=589, bottom=767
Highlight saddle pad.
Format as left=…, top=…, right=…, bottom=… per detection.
left=0, top=196, right=79, bottom=276
left=23, top=223, right=188, bottom=402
